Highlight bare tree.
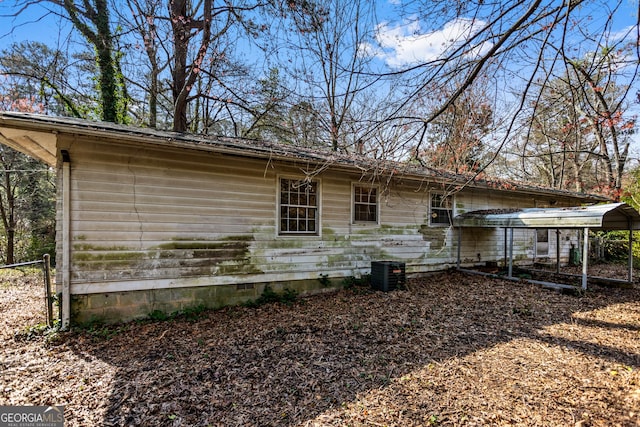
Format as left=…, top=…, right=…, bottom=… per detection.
left=120, top=0, right=168, bottom=128
left=282, top=0, right=377, bottom=151
left=368, top=0, right=639, bottom=175
left=0, top=41, right=86, bottom=117
left=518, top=56, right=635, bottom=196
left=416, top=76, right=493, bottom=173
left=0, top=93, right=54, bottom=264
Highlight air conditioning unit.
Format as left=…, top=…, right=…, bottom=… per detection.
left=371, top=261, right=406, bottom=292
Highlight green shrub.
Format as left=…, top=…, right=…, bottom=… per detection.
left=245, top=285, right=298, bottom=307
left=342, top=274, right=371, bottom=289
left=593, top=230, right=640, bottom=266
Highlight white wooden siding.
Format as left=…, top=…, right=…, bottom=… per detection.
left=56, top=135, right=584, bottom=295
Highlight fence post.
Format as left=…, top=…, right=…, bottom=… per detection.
left=43, top=254, right=53, bottom=327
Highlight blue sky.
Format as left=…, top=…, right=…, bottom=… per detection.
left=2, top=1, right=638, bottom=71
left=1, top=2, right=71, bottom=45
left=1, top=0, right=639, bottom=157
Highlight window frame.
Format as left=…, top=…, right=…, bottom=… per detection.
left=277, top=176, right=321, bottom=236
left=352, top=183, right=379, bottom=224
left=429, top=192, right=454, bottom=227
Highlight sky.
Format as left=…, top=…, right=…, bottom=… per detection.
left=1, top=0, right=639, bottom=159
left=364, top=16, right=492, bottom=68
left=3, top=1, right=635, bottom=64
left=2, top=1, right=638, bottom=72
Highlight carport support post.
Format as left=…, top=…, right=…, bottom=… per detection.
left=556, top=229, right=561, bottom=274
left=582, top=227, right=589, bottom=290
left=503, top=228, right=508, bottom=268
left=456, top=227, right=462, bottom=269
left=508, top=227, right=514, bottom=279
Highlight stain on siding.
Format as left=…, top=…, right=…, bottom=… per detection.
left=72, top=235, right=262, bottom=280
left=156, top=237, right=251, bottom=261
left=418, top=225, right=449, bottom=249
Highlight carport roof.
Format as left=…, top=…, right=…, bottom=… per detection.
left=454, top=202, right=640, bottom=230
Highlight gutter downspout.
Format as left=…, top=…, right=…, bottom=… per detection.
left=61, top=150, right=71, bottom=330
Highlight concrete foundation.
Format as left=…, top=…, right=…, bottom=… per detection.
left=70, top=278, right=340, bottom=325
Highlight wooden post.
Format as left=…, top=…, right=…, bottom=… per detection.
left=43, top=254, right=53, bottom=327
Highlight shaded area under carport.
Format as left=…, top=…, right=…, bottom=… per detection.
left=454, top=202, right=640, bottom=290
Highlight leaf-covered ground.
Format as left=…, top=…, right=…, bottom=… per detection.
left=1, top=266, right=639, bottom=426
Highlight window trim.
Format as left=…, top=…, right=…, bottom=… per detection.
left=351, top=183, right=379, bottom=224
left=429, top=191, right=454, bottom=227
left=277, top=175, right=321, bottom=237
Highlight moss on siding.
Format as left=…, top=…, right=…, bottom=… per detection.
left=418, top=225, right=449, bottom=250
left=352, top=224, right=399, bottom=235
left=73, top=249, right=146, bottom=270
left=321, top=228, right=336, bottom=236
left=156, top=236, right=261, bottom=275
left=73, top=243, right=130, bottom=252
left=72, top=235, right=263, bottom=277
left=217, top=263, right=262, bottom=275
left=322, top=250, right=388, bottom=268
left=157, top=236, right=251, bottom=251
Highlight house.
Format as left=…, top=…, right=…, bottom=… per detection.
left=0, top=112, right=620, bottom=326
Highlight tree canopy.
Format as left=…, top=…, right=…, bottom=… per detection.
left=0, top=0, right=637, bottom=197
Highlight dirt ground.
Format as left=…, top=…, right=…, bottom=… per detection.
left=1, top=266, right=639, bottom=426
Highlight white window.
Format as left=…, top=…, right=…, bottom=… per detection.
left=279, top=178, right=319, bottom=235
left=353, top=185, right=378, bottom=223
left=429, top=193, right=453, bottom=226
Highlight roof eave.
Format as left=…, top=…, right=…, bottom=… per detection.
left=0, top=112, right=613, bottom=204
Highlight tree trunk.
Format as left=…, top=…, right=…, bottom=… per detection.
left=60, top=0, right=122, bottom=123
left=170, top=0, right=189, bottom=131
left=0, top=169, right=15, bottom=264
left=149, top=68, right=158, bottom=128
left=169, top=0, right=213, bottom=132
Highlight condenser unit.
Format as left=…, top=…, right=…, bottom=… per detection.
left=371, top=261, right=406, bottom=292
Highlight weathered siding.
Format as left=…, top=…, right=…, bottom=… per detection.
left=58, top=137, right=279, bottom=296
left=54, top=135, right=584, bottom=322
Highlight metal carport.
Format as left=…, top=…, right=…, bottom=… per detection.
left=453, top=202, right=640, bottom=290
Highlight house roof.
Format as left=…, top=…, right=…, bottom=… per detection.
left=0, top=111, right=610, bottom=203
left=454, top=202, right=640, bottom=230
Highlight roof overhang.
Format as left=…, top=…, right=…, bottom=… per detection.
left=454, top=202, right=640, bottom=230
left=0, top=112, right=614, bottom=205
left=0, top=122, right=57, bottom=166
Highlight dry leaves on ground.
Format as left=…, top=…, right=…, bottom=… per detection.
left=1, top=266, right=639, bottom=426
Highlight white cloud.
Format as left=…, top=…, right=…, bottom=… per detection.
left=370, top=16, right=490, bottom=68
left=610, top=24, right=638, bottom=44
